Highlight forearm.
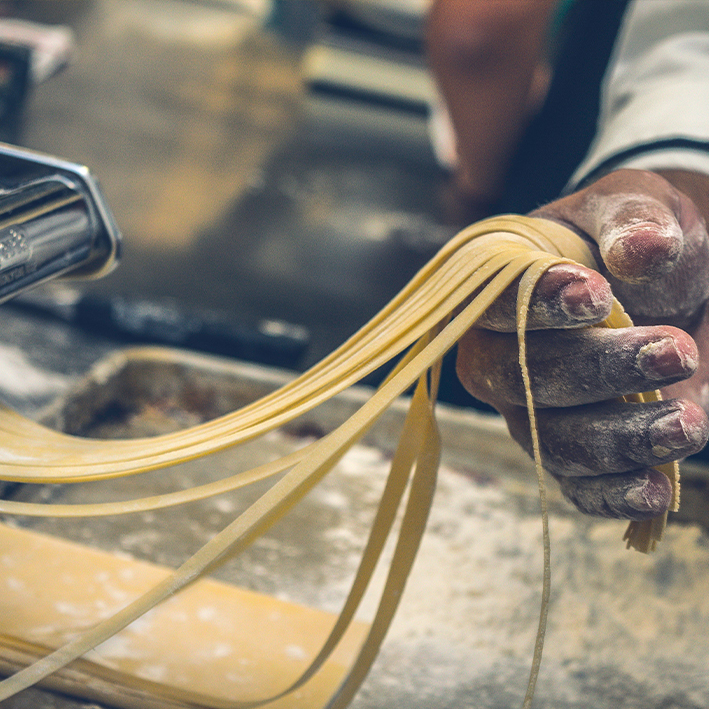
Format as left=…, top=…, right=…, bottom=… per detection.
left=426, top=0, right=556, bottom=207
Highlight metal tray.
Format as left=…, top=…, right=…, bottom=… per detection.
left=5, top=346, right=709, bottom=709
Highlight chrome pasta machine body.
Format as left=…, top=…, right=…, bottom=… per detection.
left=0, top=142, right=120, bottom=303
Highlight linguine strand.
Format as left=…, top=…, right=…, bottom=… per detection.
left=0, top=215, right=679, bottom=708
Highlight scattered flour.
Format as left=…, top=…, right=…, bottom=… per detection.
left=0, top=343, right=69, bottom=398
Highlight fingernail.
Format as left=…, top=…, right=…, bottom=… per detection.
left=636, top=337, right=693, bottom=380
left=624, top=483, right=654, bottom=512
left=649, top=410, right=692, bottom=456
left=624, top=475, right=671, bottom=514
left=558, top=279, right=612, bottom=322
left=601, top=219, right=682, bottom=282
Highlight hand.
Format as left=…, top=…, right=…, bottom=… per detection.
left=455, top=169, right=709, bottom=520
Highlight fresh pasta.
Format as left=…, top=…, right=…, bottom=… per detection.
left=0, top=215, right=679, bottom=708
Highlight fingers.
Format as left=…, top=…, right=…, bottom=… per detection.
left=533, top=170, right=686, bottom=281
left=466, top=169, right=709, bottom=521
left=455, top=312, right=709, bottom=521
left=531, top=169, right=709, bottom=325
left=478, top=169, right=709, bottom=332
left=503, top=399, right=709, bottom=477
left=502, top=399, right=709, bottom=521
left=475, top=262, right=613, bottom=331
left=456, top=325, right=698, bottom=408
left=556, top=470, right=672, bottom=521
left=479, top=169, right=709, bottom=331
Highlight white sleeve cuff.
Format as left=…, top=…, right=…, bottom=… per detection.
left=606, top=146, right=709, bottom=177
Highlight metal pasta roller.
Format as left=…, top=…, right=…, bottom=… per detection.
left=0, top=142, right=121, bottom=303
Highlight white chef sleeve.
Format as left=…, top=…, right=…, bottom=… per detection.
left=568, top=0, right=709, bottom=191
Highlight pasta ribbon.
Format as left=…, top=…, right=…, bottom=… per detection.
left=0, top=215, right=679, bottom=707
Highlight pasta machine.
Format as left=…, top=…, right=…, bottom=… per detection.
left=0, top=142, right=121, bottom=303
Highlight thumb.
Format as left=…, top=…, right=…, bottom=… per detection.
left=534, top=169, right=686, bottom=284
left=593, top=192, right=683, bottom=284
left=531, top=169, right=709, bottom=325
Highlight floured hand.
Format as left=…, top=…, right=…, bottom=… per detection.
left=456, top=169, right=709, bottom=520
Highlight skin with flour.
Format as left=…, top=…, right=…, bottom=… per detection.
left=426, top=0, right=709, bottom=519
left=456, top=169, right=709, bottom=520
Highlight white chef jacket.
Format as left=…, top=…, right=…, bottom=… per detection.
left=569, top=0, right=709, bottom=189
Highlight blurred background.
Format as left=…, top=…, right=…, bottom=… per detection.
left=0, top=0, right=474, bottom=401
left=6, top=9, right=709, bottom=709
